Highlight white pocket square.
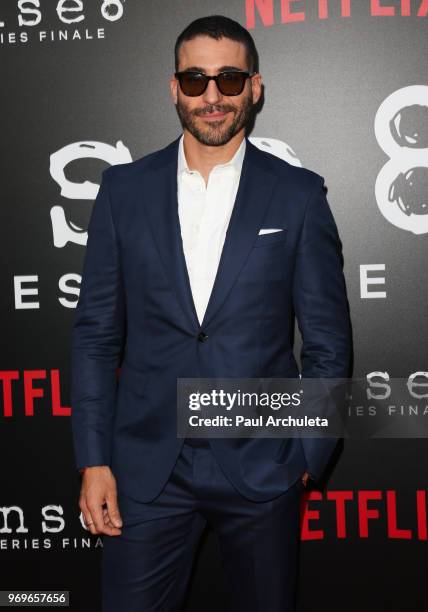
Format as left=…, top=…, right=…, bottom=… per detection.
left=258, top=228, right=284, bottom=235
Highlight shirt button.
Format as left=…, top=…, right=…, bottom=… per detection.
left=197, top=331, right=208, bottom=342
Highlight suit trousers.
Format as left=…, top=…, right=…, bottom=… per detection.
left=101, top=438, right=304, bottom=612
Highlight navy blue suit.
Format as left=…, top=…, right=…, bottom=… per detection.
left=71, top=133, right=352, bottom=502
left=70, top=134, right=352, bottom=610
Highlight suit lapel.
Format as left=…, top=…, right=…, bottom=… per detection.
left=142, top=134, right=279, bottom=332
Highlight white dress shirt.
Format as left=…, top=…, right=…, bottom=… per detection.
left=177, top=133, right=246, bottom=325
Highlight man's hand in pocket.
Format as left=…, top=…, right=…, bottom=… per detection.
left=301, top=471, right=311, bottom=488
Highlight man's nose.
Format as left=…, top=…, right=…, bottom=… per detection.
left=202, top=78, right=223, bottom=104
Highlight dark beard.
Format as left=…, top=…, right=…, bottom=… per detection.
left=174, top=89, right=254, bottom=146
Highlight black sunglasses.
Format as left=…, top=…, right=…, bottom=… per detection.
left=174, top=70, right=255, bottom=97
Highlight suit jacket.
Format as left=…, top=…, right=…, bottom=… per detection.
left=70, top=133, right=352, bottom=503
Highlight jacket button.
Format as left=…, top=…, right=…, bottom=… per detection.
left=197, top=331, right=208, bottom=342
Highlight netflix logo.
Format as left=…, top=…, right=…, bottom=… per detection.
left=0, top=368, right=122, bottom=417
left=245, top=0, right=428, bottom=28
left=300, top=489, right=428, bottom=540
left=1, top=369, right=71, bottom=417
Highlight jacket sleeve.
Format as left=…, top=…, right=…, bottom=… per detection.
left=292, top=176, right=352, bottom=481
left=70, top=168, right=126, bottom=471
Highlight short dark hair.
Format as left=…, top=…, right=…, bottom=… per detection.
left=174, top=15, right=259, bottom=74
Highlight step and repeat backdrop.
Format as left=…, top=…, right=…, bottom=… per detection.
left=1, top=1, right=427, bottom=610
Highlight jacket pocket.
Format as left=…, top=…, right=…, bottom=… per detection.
left=253, top=228, right=287, bottom=248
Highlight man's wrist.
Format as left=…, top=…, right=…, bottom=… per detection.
left=78, top=465, right=109, bottom=475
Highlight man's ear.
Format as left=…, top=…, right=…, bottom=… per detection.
left=169, top=76, right=178, bottom=105
left=251, top=73, right=263, bottom=105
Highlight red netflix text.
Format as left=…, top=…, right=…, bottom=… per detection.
left=300, top=489, right=428, bottom=540
left=246, top=0, right=428, bottom=28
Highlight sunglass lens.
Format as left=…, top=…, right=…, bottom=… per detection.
left=180, top=73, right=206, bottom=96
left=218, top=72, right=246, bottom=95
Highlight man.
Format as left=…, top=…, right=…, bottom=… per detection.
left=70, top=14, right=352, bottom=612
